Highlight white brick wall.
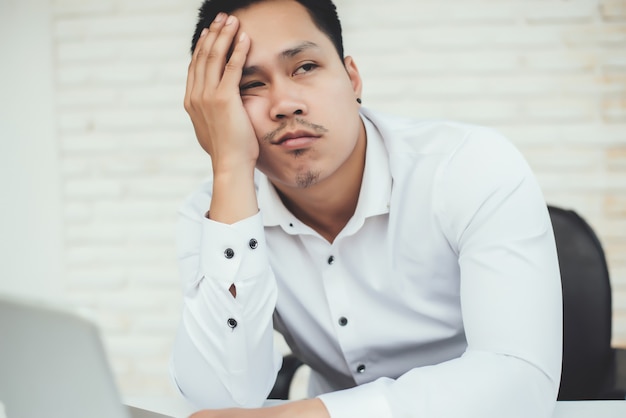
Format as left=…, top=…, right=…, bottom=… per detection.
left=7, top=0, right=626, bottom=400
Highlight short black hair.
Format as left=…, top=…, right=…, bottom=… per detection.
left=190, top=0, right=344, bottom=59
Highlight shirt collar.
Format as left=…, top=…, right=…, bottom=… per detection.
left=257, top=109, right=392, bottom=231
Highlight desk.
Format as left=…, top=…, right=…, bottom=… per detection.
left=554, top=401, right=626, bottom=417
left=126, top=397, right=626, bottom=418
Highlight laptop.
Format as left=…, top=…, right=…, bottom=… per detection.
left=0, top=295, right=174, bottom=418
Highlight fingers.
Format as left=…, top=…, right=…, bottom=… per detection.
left=185, top=13, right=225, bottom=108
left=185, top=27, right=209, bottom=101
left=221, top=31, right=251, bottom=89
left=185, top=13, right=246, bottom=114
left=184, top=27, right=207, bottom=112
left=202, top=15, right=241, bottom=91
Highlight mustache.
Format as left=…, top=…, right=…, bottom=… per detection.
left=262, top=118, right=329, bottom=143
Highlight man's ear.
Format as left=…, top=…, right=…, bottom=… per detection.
left=344, top=56, right=362, bottom=100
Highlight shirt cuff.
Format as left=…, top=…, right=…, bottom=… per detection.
left=200, top=211, right=267, bottom=288
left=318, top=381, right=393, bottom=418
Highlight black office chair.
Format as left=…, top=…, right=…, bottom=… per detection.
left=548, top=205, right=626, bottom=400
left=269, top=206, right=626, bottom=400
left=268, top=353, right=304, bottom=400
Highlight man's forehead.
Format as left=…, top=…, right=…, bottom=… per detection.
left=233, top=0, right=319, bottom=37
left=239, top=28, right=332, bottom=66
left=234, top=0, right=308, bottom=22
left=232, top=0, right=336, bottom=65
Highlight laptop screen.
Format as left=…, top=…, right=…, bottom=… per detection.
left=0, top=296, right=131, bottom=418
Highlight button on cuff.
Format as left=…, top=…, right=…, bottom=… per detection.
left=200, top=212, right=266, bottom=285
left=224, top=248, right=235, bottom=259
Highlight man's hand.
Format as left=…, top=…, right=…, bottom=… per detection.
left=184, top=13, right=259, bottom=224
left=189, top=399, right=331, bottom=418
left=184, top=13, right=258, bottom=174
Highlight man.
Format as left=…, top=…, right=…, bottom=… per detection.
left=171, top=0, right=563, bottom=417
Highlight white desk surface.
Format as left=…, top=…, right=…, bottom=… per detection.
left=553, top=401, right=626, bottom=417
left=126, top=397, right=626, bottom=418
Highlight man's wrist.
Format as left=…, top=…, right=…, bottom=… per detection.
left=209, top=166, right=258, bottom=224
left=271, top=398, right=330, bottom=418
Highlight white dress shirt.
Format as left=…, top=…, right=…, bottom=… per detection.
left=170, top=108, right=563, bottom=418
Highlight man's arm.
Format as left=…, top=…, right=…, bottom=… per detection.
left=189, top=399, right=329, bottom=418
left=184, top=12, right=258, bottom=226
left=171, top=14, right=281, bottom=408
left=171, top=194, right=281, bottom=407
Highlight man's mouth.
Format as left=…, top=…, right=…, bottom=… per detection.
left=273, top=130, right=321, bottom=147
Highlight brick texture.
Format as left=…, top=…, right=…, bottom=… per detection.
left=49, top=0, right=626, bottom=399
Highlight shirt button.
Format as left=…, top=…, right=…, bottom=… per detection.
left=356, top=364, right=366, bottom=373
left=224, top=248, right=235, bottom=259
left=248, top=238, right=258, bottom=249
left=327, top=255, right=335, bottom=265
left=338, top=317, right=348, bottom=326
left=227, top=318, right=238, bottom=328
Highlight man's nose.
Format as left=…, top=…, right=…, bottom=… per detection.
left=269, top=82, right=307, bottom=120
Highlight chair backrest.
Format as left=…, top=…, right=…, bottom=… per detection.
left=548, top=205, right=616, bottom=400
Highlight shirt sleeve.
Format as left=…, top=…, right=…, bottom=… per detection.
left=169, top=182, right=282, bottom=408
left=319, top=127, right=562, bottom=418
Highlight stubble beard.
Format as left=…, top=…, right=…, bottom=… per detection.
left=295, top=170, right=320, bottom=188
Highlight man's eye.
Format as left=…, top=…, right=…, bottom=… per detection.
left=240, top=81, right=264, bottom=91
left=293, top=63, right=318, bottom=76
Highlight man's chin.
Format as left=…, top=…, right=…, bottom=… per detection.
left=295, top=170, right=321, bottom=188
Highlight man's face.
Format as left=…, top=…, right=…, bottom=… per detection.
left=233, top=0, right=364, bottom=191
